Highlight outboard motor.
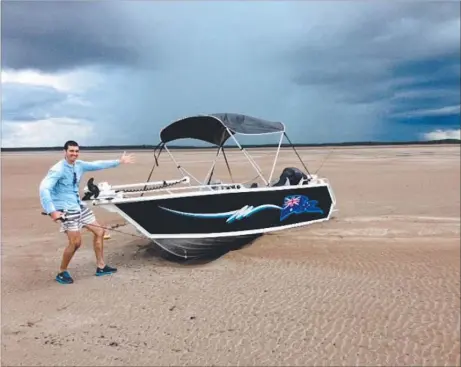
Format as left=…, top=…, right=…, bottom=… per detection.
left=272, top=167, right=309, bottom=186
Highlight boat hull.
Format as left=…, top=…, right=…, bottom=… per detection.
left=108, top=184, right=335, bottom=239
left=152, top=234, right=264, bottom=260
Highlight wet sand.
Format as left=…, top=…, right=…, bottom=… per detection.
left=2, top=145, right=460, bottom=366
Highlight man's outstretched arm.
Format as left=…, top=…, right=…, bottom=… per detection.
left=79, top=159, right=121, bottom=171
left=80, top=152, right=135, bottom=172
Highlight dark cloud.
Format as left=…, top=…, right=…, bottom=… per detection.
left=388, top=53, right=461, bottom=116
left=1, top=1, right=145, bottom=71
left=284, top=1, right=460, bottom=138
left=289, top=2, right=460, bottom=95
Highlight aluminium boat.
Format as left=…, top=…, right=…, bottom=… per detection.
left=82, top=113, right=337, bottom=258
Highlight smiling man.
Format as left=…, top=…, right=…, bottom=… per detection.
left=39, top=140, right=135, bottom=284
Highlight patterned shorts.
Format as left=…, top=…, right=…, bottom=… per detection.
left=60, top=205, right=96, bottom=233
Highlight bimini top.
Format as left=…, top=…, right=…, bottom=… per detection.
left=159, top=113, right=285, bottom=146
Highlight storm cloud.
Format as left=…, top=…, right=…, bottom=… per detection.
left=1, top=1, right=150, bottom=71
left=1, top=1, right=459, bottom=147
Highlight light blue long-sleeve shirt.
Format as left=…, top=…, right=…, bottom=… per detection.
left=39, top=158, right=120, bottom=214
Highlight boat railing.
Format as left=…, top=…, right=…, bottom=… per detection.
left=119, top=182, right=245, bottom=197
left=90, top=177, right=248, bottom=200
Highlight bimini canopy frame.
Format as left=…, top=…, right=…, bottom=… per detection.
left=144, top=113, right=310, bottom=189
left=160, top=113, right=285, bottom=146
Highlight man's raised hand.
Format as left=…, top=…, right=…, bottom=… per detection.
left=120, top=151, right=135, bottom=164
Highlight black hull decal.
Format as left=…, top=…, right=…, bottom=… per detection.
left=115, top=185, right=333, bottom=237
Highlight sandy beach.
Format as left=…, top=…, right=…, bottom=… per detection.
left=1, top=144, right=460, bottom=366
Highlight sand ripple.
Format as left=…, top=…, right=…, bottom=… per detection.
left=3, top=249, right=459, bottom=366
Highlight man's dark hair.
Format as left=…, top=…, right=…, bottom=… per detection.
left=64, top=140, right=79, bottom=150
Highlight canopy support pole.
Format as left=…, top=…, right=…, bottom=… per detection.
left=226, top=128, right=269, bottom=185
left=163, top=145, right=204, bottom=187
left=204, top=145, right=222, bottom=185
left=284, top=132, right=312, bottom=178
left=221, top=147, right=234, bottom=183
left=267, top=132, right=284, bottom=184
left=141, top=142, right=165, bottom=196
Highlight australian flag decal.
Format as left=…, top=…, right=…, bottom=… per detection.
left=280, top=195, right=323, bottom=221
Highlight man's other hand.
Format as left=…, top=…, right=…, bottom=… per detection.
left=50, top=211, right=64, bottom=221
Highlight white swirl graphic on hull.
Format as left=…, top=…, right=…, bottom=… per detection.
left=159, top=204, right=282, bottom=223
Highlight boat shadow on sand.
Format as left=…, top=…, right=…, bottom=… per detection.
left=116, top=234, right=264, bottom=266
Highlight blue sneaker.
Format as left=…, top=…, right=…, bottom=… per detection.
left=95, top=265, right=117, bottom=276
left=56, top=271, right=74, bottom=284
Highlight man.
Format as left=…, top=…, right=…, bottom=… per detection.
left=39, top=140, right=135, bottom=284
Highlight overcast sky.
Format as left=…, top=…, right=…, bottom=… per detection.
left=2, top=0, right=460, bottom=147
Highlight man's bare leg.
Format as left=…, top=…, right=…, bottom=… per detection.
left=60, top=231, right=82, bottom=273
left=84, top=221, right=106, bottom=269
left=84, top=221, right=117, bottom=275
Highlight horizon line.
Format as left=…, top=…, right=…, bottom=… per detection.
left=1, top=139, right=460, bottom=152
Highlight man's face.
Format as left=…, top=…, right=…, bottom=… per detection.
left=65, top=145, right=80, bottom=163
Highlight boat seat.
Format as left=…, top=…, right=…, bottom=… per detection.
left=272, top=177, right=290, bottom=187
left=272, top=167, right=308, bottom=187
